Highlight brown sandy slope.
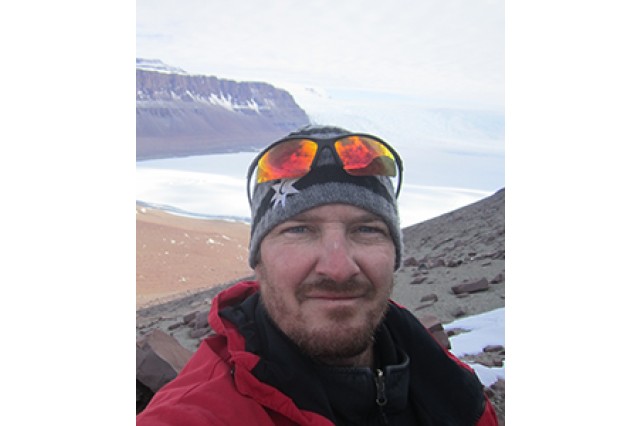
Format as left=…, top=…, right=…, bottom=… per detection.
left=136, top=204, right=253, bottom=308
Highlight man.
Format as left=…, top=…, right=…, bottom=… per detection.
left=137, top=126, right=498, bottom=425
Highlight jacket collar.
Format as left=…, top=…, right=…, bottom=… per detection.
left=217, top=284, right=415, bottom=423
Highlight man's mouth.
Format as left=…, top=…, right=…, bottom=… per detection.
left=305, top=292, right=367, bottom=301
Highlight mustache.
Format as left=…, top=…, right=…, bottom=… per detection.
left=296, top=278, right=373, bottom=299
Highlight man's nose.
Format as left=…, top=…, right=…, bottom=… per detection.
left=314, top=233, right=360, bottom=283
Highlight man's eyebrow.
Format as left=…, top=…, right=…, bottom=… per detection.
left=351, top=214, right=385, bottom=223
left=289, top=211, right=384, bottom=223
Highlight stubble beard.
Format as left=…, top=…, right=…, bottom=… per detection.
left=259, top=272, right=393, bottom=364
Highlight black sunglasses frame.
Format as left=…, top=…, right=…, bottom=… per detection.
left=246, top=133, right=403, bottom=203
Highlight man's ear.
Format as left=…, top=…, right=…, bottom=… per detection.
left=254, top=261, right=264, bottom=282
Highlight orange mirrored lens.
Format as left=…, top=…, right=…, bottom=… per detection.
left=256, top=139, right=318, bottom=183
left=334, top=136, right=397, bottom=177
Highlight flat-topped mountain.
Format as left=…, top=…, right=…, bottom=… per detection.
left=136, top=59, right=310, bottom=160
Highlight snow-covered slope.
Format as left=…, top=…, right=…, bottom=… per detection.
left=136, top=58, right=189, bottom=75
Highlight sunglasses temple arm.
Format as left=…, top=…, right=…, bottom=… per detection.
left=246, top=159, right=257, bottom=205
left=395, top=172, right=403, bottom=198
left=394, top=155, right=404, bottom=198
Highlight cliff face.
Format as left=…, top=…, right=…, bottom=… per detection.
left=136, top=61, right=310, bottom=160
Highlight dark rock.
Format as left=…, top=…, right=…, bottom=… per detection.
left=183, top=311, right=198, bottom=324
left=484, top=387, right=495, bottom=398
left=484, top=235, right=496, bottom=244
left=447, top=259, right=463, bottom=267
left=418, top=313, right=451, bottom=349
left=433, top=237, right=453, bottom=250
left=451, top=278, right=490, bottom=295
left=451, top=307, right=466, bottom=318
left=189, top=328, right=211, bottom=339
left=193, top=311, right=210, bottom=329
left=446, top=328, right=468, bottom=337
left=422, top=257, right=446, bottom=269
left=167, top=322, right=182, bottom=331
left=403, top=257, right=419, bottom=267
left=483, top=345, right=505, bottom=353
left=410, top=277, right=427, bottom=285
left=433, top=258, right=446, bottom=268
left=491, top=250, right=505, bottom=260
left=420, top=293, right=438, bottom=303
left=490, top=273, right=505, bottom=284
left=136, top=329, right=193, bottom=393
left=415, top=294, right=438, bottom=310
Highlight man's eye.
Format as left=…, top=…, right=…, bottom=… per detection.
left=284, top=225, right=308, bottom=234
left=356, top=226, right=384, bottom=234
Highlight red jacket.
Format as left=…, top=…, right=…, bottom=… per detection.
left=138, top=281, right=498, bottom=425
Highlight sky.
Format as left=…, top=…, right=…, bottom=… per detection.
left=136, top=0, right=504, bottom=110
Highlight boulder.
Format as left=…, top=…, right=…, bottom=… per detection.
left=451, top=278, right=490, bottom=295
left=483, top=345, right=505, bottom=353
left=490, top=273, right=505, bottom=284
left=451, top=307, right=467, bottom=318
left=167, top=322, right=182, bottom=331
left=403, top=256, right=419, bottom=267
left=193, top=311, right=210, bottom=329
left=183, top=311, right=198, bottom=324
left=418, top=313, right=451, bottom=349
left=189, top=328, right=211, bottom=339
left=136, top=329, right=193, bottom=393
left=428, top=258, right=446, bottom=268
left=420, top=293, right=438, bottom=304
left=415, top=293, right=438, bottom=310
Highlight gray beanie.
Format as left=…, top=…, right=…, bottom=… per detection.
left=248, top=125, right=403, bottom=270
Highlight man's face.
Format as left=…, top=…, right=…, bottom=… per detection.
left=255, top=203, right=396, bottom=364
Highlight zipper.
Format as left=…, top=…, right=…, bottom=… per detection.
left=374, top=369, right=389, bottom=425
left=375, top=369, right=388, bottom=407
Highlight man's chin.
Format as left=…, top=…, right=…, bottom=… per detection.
left=294, top=324, right=374, bottom=362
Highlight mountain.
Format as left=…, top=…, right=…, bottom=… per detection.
left=136, top=59, right=310, bottom=160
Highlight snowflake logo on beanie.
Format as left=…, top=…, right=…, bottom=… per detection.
left=270, top=178, right=300, bottom=209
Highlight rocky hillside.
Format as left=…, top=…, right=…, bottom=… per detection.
left=136, top=59, right=310, bottom=160
left=392, top=188, right=505, bottom=323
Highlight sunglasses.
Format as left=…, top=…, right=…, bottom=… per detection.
left=246, top=133, right=403, bottom=202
